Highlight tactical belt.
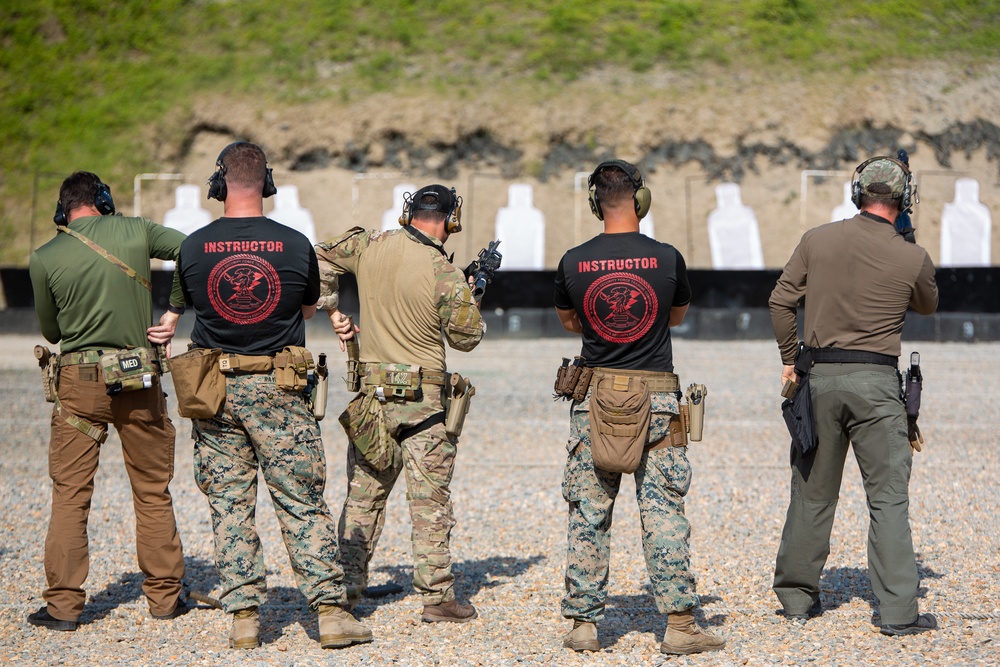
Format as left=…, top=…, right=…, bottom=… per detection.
left=592, top=368, right=680, bottom=393
left=360, top=363, right=449, bottom=387
left=812, top=348, right=897, bottom=367
left=219, top=353, right=274, bottom=373
left=59, top=350, right=105, bottom=367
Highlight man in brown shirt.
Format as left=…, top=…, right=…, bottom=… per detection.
left=769, top=155, right=938, bottom=636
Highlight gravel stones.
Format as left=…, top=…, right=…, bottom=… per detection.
left=1, top=335, right=997, bottom=666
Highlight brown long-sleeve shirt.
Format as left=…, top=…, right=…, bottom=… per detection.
left=769, top=213, right=938, bottom=365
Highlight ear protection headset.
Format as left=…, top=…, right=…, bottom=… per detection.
left=588, top=159, right=652, bottom=221
left=398, top=186, right=463, bottom=233
left=206, top=141, right=277, bottom=202
left=53, top=177, right=116, bottom=226
left=850, top=155, right=916, bottom=211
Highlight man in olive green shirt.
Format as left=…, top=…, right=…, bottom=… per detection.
left=769, top=155, right=938, bottom=636
left=27, top=171, right=188, bottom=631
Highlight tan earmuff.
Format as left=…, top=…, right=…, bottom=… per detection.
left=446, top=193, right=463, bottom=233
left=588, top=160, right=651, bottom=220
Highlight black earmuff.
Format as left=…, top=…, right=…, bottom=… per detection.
left=851, top=156, right=915, bottom=211
left=207, top=142, right=277, bottom=202
left=398, top=186, right=463, bottom=233
left=53, top=178, right=116, bottom=225
left=587, top=159, right=651, bottom=221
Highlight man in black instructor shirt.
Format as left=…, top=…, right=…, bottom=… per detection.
left=554, top=160, right=723, bottom=657
left=172, top=141, right=372, bottom=651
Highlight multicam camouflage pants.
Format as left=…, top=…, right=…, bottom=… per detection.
left=193, top=372, right=347, bottom=612
left=562, top=390, right=699, bottom=622
left=338, top=387, right=458, bottom=605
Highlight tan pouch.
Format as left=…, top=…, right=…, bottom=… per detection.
left=339, top=389, right=397, bottom=471
left=170, top=348, right=225, bottom=419
left=275, top=346, right=315, bottom=391
left=100, top=347, right=158, bottom=394
left=589, top=373, right=652, bottom=473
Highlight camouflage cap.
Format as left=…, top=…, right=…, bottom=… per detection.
left=858, top=158, right=907, bottom=199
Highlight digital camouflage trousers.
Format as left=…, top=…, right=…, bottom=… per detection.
left=562, top=390, right=699, bottom=623
left=193, top=372, right=347, bottom=612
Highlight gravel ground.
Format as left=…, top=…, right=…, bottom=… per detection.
left=1, top=334, right=997, bottom=667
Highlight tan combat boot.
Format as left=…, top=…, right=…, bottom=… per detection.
left=660, top=610, right=725, bottom=655
left=562, top=620, right=600, bottom=652
left=229, top=607, right=260, bottom=650
left=317, top=604, right=373, bottom=648
left=421, top=600, right=478, bottom=623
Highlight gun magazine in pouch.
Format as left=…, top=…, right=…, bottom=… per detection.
left=445, top=373, right=476, bottom=438
left=274, top=346, right=315, bottom=391
left=345, top=319, right=361, bottom=392
left=35, top=345, right=58, bottom=403
left=553, top=356, right=591, bottom=400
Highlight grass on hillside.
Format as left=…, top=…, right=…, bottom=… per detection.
left=1, top=0, right=999, bottom=264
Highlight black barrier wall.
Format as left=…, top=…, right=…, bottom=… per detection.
left=3, top=267, right=1000, bottom=341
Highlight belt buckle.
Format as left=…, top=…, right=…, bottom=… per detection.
left=375, top=386, right=386, bottom=403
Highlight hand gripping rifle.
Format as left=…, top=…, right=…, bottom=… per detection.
left=464, top=240, right=502, bottom=301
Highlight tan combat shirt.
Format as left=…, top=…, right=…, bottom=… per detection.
left=315, top=226, right=484, bottom=372
left=769, top=213, right=938, bottom=365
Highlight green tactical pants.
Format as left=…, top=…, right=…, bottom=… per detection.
left=773, top=363, right=921, bottom=626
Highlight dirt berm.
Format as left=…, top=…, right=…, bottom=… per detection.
left=141, top=62, right=1000, bottom=270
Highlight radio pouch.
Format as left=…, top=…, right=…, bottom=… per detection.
left=101, top=347, right=158, bottom=395
left=589, top=373, right=652, bottom=473
left=340, top=389, right=398, bottom=471
left=170, top=347, right=225, bottom=419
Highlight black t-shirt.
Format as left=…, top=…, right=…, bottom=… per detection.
left=179, top=217, right=320, bottom=355
left=553, top=232, right=692, bottom=372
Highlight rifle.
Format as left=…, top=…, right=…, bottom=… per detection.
left=895, top=148, right=917, bottom=243
left=464, top=240, right=502, bottom=301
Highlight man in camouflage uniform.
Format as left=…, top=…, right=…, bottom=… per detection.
left=554, top=160, right=724, bottom=655
left=174, top=142, right=371, bottom=650
left=316, top=184, right=484, bottom=623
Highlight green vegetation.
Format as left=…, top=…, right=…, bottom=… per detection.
left=1, top=0, right=998, bottom=263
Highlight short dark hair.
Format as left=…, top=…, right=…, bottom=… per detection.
left=860, top=192, right=901, bottom=210
left=58, top=171, right=103, bottom=214
left=592, top=165, right=636, bottom=209
left=222, top=142, right=267, bottom=192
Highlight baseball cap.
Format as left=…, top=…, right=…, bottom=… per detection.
left=858, top=158, right=907, bottom=199
left=411, top=185, right=456, bottom=214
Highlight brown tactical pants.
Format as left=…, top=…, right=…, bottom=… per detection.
left=42, top=363, right=184, bottom=622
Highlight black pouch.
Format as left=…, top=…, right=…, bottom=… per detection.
left=781, top=375, right=817, bottom=456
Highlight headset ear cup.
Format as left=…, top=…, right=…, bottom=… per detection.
left=634, top=186, right=651, bottom=220
left=398, top=197, right=412, bottom=226
left=262, top=167, right=277, bottom=198
left=588, top=184, right=604, bottom=220
left=94, top=182, right=115, bottom=215
left=850, top=178, right=862, bottom=208
left=54, top=202, right=67, bottom=226
left=207, top=170, right=226, bottom=202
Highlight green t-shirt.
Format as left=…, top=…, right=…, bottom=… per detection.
left=29, top=215, right=186, bottom=352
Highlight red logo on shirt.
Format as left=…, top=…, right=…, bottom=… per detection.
left=583, top=272, right=658, bottom=343
left=207, top=253, right=281, bottom=325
